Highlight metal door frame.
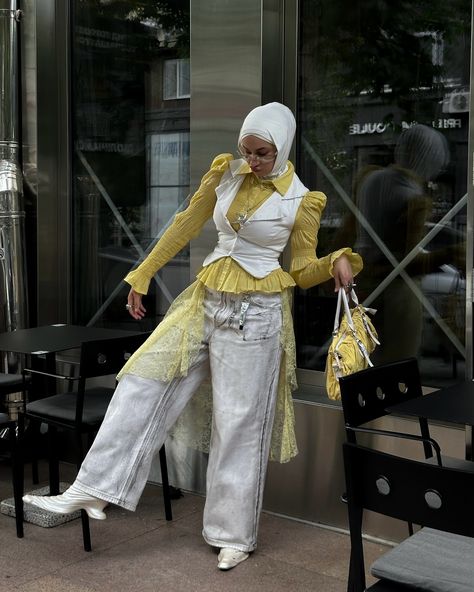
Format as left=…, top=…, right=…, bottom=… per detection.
left=466, top=4, right=474, bottom=382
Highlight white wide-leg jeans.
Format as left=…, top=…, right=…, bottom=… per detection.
left=75, top=288, right=283, bottom=552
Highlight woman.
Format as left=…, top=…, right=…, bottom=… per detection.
left=346, top=124, right=450, bottom=363
left=24, top=102, right=362, bottom=571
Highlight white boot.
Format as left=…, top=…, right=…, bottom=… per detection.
left=23, top=484, right=107, bottom=520
left=217, top=548, right=249, bottom=570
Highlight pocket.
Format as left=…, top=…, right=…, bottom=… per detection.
left=242, top=300, right=282, bottom=342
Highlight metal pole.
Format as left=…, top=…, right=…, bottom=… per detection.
left=0, top=0, right=29, bottom=375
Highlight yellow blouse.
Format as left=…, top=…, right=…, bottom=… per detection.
left=124, top=154, right=363, bottom=294
left=119, top=154, right=363, bottom=463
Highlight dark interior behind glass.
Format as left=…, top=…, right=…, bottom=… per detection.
left=296, top=0, right=471, bottom=387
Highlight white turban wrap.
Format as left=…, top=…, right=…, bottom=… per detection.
left=238, top=102, right=296, bottom=177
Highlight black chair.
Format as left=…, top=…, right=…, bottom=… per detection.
left=1, top=372, right=40, bottom=485
left=0, top=372, right=25, bottom=399
left=339, top=358, right=474, bottom=469
left=342, top=442, right=474, bottom=592
left=339, top=358, right=435, bottom=456
left=339, top=359, right=439, bottom=523
left=20, top=332, right=173, bottom=551
left=0, top=372, right=31, bottom=538
left=0, top=411, right=23, bottom=537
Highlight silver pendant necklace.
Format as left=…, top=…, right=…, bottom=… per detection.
left=233, top=195, right=252, bottom=227
left=233, top=177, right=258, bottom=227
left=234, top=211, right=249, bottom=227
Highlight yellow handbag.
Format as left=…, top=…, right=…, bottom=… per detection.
left=325, top=288, right=379, bottom=400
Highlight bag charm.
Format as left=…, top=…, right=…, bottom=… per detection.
left=325, top=288, right=379, bottom=400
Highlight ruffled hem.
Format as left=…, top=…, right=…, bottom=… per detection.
left=328, top=248, right=364, bottom=277
left=196, top=257, right=296, bottom=293
left=124, top=268, right=151, bottom=295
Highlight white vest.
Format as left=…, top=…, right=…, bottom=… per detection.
left=202, top=161, right=308, bottom=279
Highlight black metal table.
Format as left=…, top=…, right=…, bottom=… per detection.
left=0, top=324, right=144, bottom=488
left=0, top=324, right=140, bottom=357
left=387, top=381, right=474, bottom=461
left=0, top=324, right=143, bottom=391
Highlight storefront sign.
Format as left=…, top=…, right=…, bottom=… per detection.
left=75, top=140, right=138, bottom=154
left=432, top=118, right=462, bottom=129
left=349, top=118, right=462, bottom=135
left=349, top=123, right=388, bottom=135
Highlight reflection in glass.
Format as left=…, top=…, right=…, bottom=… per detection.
left=72, top=0, right=190, bottom=330
left=297, top=0, right=470, bottom=386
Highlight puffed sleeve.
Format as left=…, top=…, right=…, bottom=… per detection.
left=290, top=192, right=363, bottom=289
left=124, top=153, right=233, bottom=294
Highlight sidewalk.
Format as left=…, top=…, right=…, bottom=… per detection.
left=0, top=461, right=388, bottom=592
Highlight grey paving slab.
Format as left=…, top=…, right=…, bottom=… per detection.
left=0, top=460, right=388, bottom=592
left=32, top=526, right=348, bottom=592
left=258, top=512, right=388, bottom=581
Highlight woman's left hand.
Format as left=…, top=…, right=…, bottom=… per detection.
left=332, top=254, right=355, bottom=292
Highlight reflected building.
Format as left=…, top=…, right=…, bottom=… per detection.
left=295, top=1, right=471, bottom=386
left=71, top=4, right=190, bottom=329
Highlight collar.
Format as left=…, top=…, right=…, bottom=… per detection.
left=229, top=159, right=294, bottom=196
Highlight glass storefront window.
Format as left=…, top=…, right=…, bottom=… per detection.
left=72, top=0, right=190, bottom=330
left=297, top=0, right=471, bottom=387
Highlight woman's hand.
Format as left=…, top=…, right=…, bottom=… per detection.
left=332, top=254, right=355, bottom=292
left=126, top=288, right=146, bottom=320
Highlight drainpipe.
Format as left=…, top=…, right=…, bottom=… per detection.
left=0, top=0, right=29, bottom=384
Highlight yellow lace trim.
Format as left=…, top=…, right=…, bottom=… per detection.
left=117, top=281, right=206, bottom=383
left=117, top=280, right=298, bottom=464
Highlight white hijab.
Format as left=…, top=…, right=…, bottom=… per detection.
left=394, top=124, right=449, bottom=181
left=238, top=102, right=296, bottom=177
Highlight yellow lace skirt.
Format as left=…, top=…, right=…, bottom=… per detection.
left=117, top=280, right=298, bottom=463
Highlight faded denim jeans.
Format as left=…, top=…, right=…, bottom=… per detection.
left=75, top=288, right=283, bottom=552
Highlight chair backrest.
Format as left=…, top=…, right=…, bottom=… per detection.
left=343, top=442, right=474, bottom=538
left=343, top=441, right=474, bottom=592
left=0, top=373, right=25, bottom=395
left=339, top=358, right=422, bottom=431
left=78, top=332, right=152, bottom=380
